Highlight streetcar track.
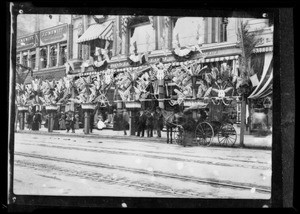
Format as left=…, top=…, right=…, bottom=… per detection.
left=16, top=134, right=271, bottom=163
left=16, top=140, right=271, bottom=170
left=14, top=160, right=201, bottom=198
left=15, top=151, right=271, bottom=193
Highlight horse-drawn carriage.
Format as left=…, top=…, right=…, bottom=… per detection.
left=161, top=101, right=237, bottom=147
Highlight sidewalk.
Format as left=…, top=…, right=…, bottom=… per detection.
left=16, top=125, right=272, bottom=150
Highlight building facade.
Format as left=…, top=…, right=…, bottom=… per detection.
left=16, top=15, right=273, bottom=128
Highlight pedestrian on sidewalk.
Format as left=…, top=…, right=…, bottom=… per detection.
left=90, top=111, right=95, bottom=133
left=59, top=113, right=66, bottom=130
left=53, top=112, right=60, bottom=130
left=137, top=110, right=147, bottom=137
left=122, top=108, right=130, bottom=135
left=74, top=113, right=80, bottom=129
left=146, top=110, right=154, bottom=137
left=66, top=113, right=76, bottom=133
left=154, top=107, right=164, bottom=138
left=32, top=110, right=42, bottom=131
left=26, top=111, right=33, bottom=130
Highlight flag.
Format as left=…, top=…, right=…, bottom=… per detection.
left=116, top=33, right=122, bottom=55
left=175, top=33, right=180, bottom=48
left=250, top=74, right=259, bottom=87
left=133, top=41, right=137, bottom=52
left=105, top=40, right=110, bottom=50
left=149, top=16, right=154, bottom=28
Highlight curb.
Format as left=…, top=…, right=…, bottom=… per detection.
left=16, top=130, right=166, bottom=143
left=15, top=130, right=271, bottom=150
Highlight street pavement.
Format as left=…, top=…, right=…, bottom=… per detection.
left=16, top=124, right=272, bottom=150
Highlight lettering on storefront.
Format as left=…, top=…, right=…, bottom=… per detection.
left=255, top=33, right=273, bottom=47
left=40, top=24, right=68, bottom=46
left=17, top=33, right=39, bottom=51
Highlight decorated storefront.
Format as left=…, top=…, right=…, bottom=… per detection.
left=247, top=27, right=273, bottom=134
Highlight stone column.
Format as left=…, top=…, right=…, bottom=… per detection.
left=19, top=51, right=23, bottom=65
left=19, top=111, right=25, bottom=130
left=57, top=43, right=60, bottom=66
left=35, top=47, right=40, bottom=70
left=129, top=110, right=137, bottom=136
left=27, top=50, right=30, bottom=68
left=84, top=110, right=90, bottom=134
left=46, top=45, right=50, bottom=68
left=48, top=111, right=54, bottom=132
left=158, top=79, right=165, bottom=109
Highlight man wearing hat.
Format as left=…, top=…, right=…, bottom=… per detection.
left=154, top=107, right=164, bottom=138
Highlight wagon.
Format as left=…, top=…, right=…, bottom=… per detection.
left=170, top=103, right=237, bottom=147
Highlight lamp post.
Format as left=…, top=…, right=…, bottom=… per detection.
left=81, top=103, right=96, bottom=134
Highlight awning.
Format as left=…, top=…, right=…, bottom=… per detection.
left=248, top=52, right=273, bottom=99
left=77, top=21, right=113, bottom=43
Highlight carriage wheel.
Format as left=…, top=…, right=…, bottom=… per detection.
left=195, top=122, right=214, bottom=146
left=217, top=123, right=237, bottom=147
left=173, top=126, right=185, bottom=146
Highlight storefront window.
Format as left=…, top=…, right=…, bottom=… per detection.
left=50, top=45, right=57, bottom=67
left=39, top=47, right=47, bottom=69
left=128, top=17, right=155, bottom=54
left=59, top=43, right=67, bottom=65
left=29, top=49, right=36, bottom=69
left=16, top=54, right=20, bottom=64
left=172, top=17, right=204, bottom=48
left=22, top=52, right=28, bottom=67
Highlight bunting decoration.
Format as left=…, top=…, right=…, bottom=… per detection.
left=149, top=16, right=154, bottom=29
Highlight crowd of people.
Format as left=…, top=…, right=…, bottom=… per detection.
left=130, top=107, right=164, bottom=138
left=20, top=106, right=165, bottom=138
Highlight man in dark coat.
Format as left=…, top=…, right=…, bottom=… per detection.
left=122, top=109, right=130, bottom=135
left=90, top=110, right=95, bottom=133
left=66, top=113, right=76, bottom=133
left=146, top=111, right=154, bottom=137
left=154, top=107, right=164, bottom=138
left=137, top=110, right=147, bottom=137
left=32, top=110, right=42, bottom=131
left=26, top=112, right=33, bottom=130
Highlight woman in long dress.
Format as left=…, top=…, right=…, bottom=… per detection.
left=74, top=114, right=80, bottom=129
left=59, top=114, right=66, bottom=130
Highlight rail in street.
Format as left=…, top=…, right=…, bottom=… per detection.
left=13, top=133, right=272, bottom=198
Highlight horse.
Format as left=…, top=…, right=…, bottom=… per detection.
left=161, top=109, right=184, bottom=144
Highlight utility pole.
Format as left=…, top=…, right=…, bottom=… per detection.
left=238, top=19, right=246, bottom=148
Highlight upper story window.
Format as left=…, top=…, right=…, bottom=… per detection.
left=203, top=17, right=228, bottom=44
left=128, top=16, right=156, bottom=54
left=172, top=17, right=204, bottom=48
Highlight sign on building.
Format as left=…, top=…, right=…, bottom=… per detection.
left=39, top=24, right=68, bottom=46
left=17, top=33, right=39, bottom=51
